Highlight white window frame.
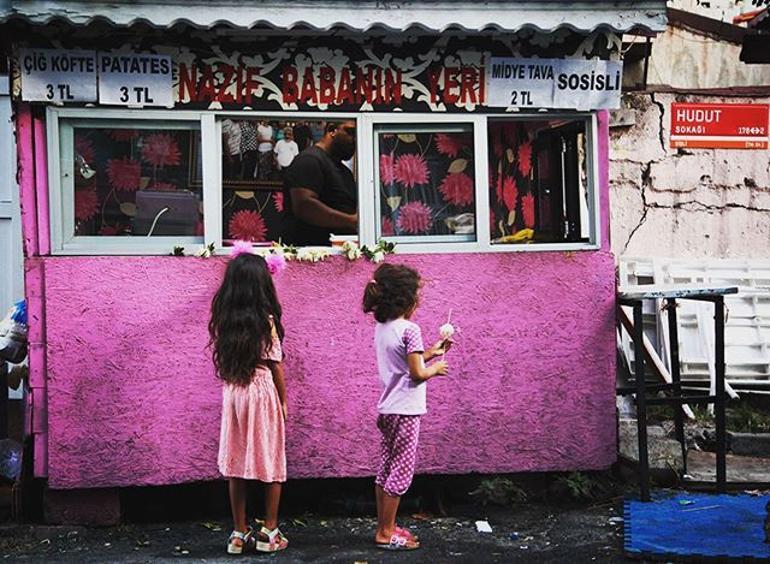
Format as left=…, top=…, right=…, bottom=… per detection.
left=212, top=111, right=360, bottom=250
left=359, top=112, right=600, bottom=254
left=370, top=119, right=480, bottom=247
left=46, top=108, right=601, bottom=255
left=482, top=112, right=601, bottom=253
left=48, top=107, right=210, bottom=255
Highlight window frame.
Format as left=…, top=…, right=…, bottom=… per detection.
left=483, top=113, right=601, bottom=253
left=212, top=111, right=360, bottom=248
left=371, top=120, right=479, bottom=246
left=46, top=107, right=601, bottom=255
left=48, top=107, right=209, bottom=255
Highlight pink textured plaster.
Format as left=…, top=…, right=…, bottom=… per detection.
left=597, top=111, right=611, bottom=251
left=43, top=251, right=616, bottom=489
left=33, top=117, right=50, bottom=255
left=16, top=104, right=38, bottom=257
left=28, top=110, right=616, bottom=489
left=25, top=258, right=48, bottom=477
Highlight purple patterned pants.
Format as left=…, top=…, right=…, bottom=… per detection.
left=375, top=414, right=421, bottom=497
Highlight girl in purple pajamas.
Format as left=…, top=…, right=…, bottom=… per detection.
left=362, top=263, right=452, bottom=551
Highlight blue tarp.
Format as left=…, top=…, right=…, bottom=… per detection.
left=625, top=492, right=770, bottom=560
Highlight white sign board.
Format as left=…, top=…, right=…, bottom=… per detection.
left=487, top=58, right=623, bottom=110
left=98, top=53, right=173, bottom=107
left=18, top=49, right=97, bottom=102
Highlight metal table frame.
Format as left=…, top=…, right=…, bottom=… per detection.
left=616, top=285, right=738, bottom=501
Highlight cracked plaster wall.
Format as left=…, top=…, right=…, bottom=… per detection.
left=610, top=92, right=770, bottom=259
left=669, top=0, right=751, bottom=23
left=645, top=27, right=770, bottom=90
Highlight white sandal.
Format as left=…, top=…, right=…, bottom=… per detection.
left=227, top=529, right=253, bottom=555
left=255, top=526, right=289, bottom=553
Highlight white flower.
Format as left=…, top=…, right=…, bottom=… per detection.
left=346, top=247, right=362, bottom=260
left=371, top=250, right=385, bottom=263
left=342, top=241, right=362, bottom=260
left=195, top=245, right=211, bottom=258
left=297, top=248, right=330, bottom=263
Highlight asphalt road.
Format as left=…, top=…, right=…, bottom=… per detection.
left=0, top=500, right=628, bottom=563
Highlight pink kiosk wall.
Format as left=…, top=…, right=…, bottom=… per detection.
left=19, top=107, right=616, bottom=490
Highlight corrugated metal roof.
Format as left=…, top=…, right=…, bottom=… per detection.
left=0, top=1, right=668, bottom=34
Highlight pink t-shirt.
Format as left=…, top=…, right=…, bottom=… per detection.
left=374, top=318, right=426, bottom=415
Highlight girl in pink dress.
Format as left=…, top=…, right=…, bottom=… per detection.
left=209, top=250, right=289, bottom=555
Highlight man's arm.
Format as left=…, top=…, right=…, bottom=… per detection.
left=290, top=188, right=357, bottom=232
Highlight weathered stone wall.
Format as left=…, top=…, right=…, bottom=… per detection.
left=610, top=91, right=770, bottom=259
left=669, top=0, right=750, bottom=23
left=645, top=27, right=770, bottom=90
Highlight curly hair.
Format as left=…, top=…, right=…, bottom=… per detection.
left=362, top=263, right=421, bottom=323
left=208, top=254, right=284, bottom=386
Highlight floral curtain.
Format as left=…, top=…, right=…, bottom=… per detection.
left=487, top=121, right=538, bottom=243
left=222, top=190, right=284, bottom=243
left=73, top=128, right=202, bottom=236
left=378, top=130, right=475, bottom=238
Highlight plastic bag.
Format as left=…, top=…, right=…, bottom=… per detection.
left=0, top=300, right=28, bottom=364
left=0, top=439, right=22, bottom=481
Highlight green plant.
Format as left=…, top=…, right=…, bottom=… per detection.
left=469, top=476, right=528, bottom=507
left=554, top=472, right=602, bottom=501
left=727, top=403, right=770, bottom=433
left=691, top=405, right=714, bottom=426
left=646, top=404, right=675, bottom=422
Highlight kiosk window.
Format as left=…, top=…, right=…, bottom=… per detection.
left=488, top=118, right=591, bottom=245
left=66, top=123, right=201, bottom=239
left=50, top=110, right=598, bottom=254
left=375, top=124, right=476, bottom=242
left=216, top=118, right=355, bottom=244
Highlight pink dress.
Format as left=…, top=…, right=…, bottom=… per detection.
left=217, top=329, right=286, bottom=482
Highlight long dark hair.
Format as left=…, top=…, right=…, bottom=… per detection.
left=362, top=263, right=421, bottom=323
left=209, top=254, right=284, bottom=385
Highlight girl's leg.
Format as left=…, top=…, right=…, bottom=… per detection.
left=374, top=416, right=420, bottom=548
left=375, top=490, right=401, bottom=541
left=374, top=415, right=392, bottom=537
left=376, top=491, right=418, bottom=548
left=255, top=482, right=288, bottom=552
left=375, top=483, right=384, bottom=525
left=263, top=481, right=282, bottom=530
left=229, top=478, right=249, bottom=531
left=228, top=478, right=249, bottom=549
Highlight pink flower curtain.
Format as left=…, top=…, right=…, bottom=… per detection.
left=378, top=130, right=475, bottom=238
left=73, top=128, right=202, bottom=237
left=488, top=121, right=538, bottom=242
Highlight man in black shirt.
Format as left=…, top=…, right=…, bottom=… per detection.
left=292, top=122, right=312, bottom=151
left=282, top=121, right=358, bottom=246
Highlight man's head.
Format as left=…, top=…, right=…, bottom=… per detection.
left=283, top=127, right=293, bottom=140
left=322, top=120, right=356, bottom=162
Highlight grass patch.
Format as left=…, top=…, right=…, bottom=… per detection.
left=727, top=403, right=770, bottom=433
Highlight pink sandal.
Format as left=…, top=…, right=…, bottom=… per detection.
left=376, top=531, right=420, bottom=551
left=255, top=525, right=288, bottom=552
left=226, top=529, right=254, bottom=555
left=396, top=526, right=419, bottom=541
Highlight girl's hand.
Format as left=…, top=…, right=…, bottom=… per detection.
left=427, top=339, right=453, bottom=359
left=431, top=360, right=449, bottom=377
